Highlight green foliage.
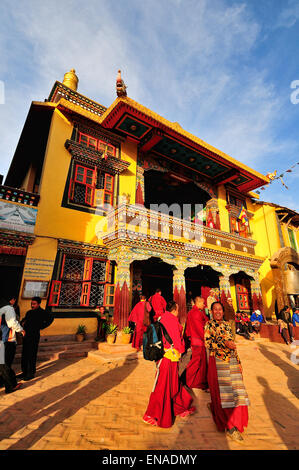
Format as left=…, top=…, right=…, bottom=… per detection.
left=104, top=322, right=118, bottom=335
left=122, top=326, right=132, bottom=334
left=76, top=324, right=86, bottom=335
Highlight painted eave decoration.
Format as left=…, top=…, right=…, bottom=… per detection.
left=100, top=97, right=269, bottom=193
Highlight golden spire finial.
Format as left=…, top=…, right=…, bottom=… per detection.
left=116, top=69, right=127, bottom=97
left=62, top=68, right=79, bottom=91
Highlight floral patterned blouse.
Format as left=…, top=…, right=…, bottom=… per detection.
left=204, top=319, right=240, bottom=363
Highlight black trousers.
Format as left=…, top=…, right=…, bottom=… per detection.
left=5, top=342, right=17, bottom=368
left=21, top=334, right=40, bottom=378
left=95, top=318, right=106, bottom=342
left=0, top=364, right=17, bottom=392
left=0, top=342, right=17, bottom=389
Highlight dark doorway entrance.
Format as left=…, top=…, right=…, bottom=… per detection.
left=185, top=265, right=221, bottom=305
left=131, top=257, right=173, bottom=307
left=144, top=170, right=211, bottom=219
left=0, top=254, right=25, bottom=301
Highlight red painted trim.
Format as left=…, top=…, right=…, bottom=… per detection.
left=60, top=254, right=66, bottom=280
left=104, top=283, right=115, bottom=307
left=80, top=282, right=91, bottom=306
left=48, top=280, right=62, bottom=307
left=101, top=102, right=267, bottom=191
left=135, top=182, right=144, bottom=205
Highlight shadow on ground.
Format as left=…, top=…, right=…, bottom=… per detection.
left=258, top=343, right=299, bottom=399
left=0, top=353, right=138, bottom=450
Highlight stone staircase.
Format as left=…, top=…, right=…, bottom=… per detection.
left=87, top=341, right=142, bottom=365
left=12, top=332, right=271, bottom=367
left=14, top=335, right=98, bottom=364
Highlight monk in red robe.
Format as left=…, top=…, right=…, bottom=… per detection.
left=149, top=289, right=167, bottom=322
left=183, top=296, right=209, bottom=390
left=143, top=301, right=195, bottom=428
left=128, top=295, right=151, bottom=351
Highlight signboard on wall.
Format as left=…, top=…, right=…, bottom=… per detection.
left=0, top=201, right=37, bottom=233
left=23, top=257, right=56, bottom=280
left=22, top=280, right=50, bottom=299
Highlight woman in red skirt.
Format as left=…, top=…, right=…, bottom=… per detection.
left=143, top=301, right=195, bottom=428
left=204, top=301, right=249, bottom=443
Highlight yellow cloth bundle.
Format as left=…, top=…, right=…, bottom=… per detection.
left=163, top=347, right=181, bottom=362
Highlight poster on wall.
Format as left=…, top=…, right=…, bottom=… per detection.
left=0, top=201, right=37, bottom=233
left=22, top=280, right=50, bottom=299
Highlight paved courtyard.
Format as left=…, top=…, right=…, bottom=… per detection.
left=0, top=336, right=298, bottom=451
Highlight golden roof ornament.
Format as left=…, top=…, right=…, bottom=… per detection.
left=266, top=170, right=277, bottom=180
left=62, top=68, right=79, bottom=91
left=116, top=69, right=127, bottom=97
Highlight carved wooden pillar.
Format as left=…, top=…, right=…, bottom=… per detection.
left=173, top=265, right=187, bottom=324
left=219, top=274, right=232, bottom=307
left=111, top=248, right=131, bottom=329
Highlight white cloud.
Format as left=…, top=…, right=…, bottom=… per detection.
left=276, top=0, right=299, bottom=28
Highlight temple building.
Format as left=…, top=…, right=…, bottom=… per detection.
left=1, top=69, right=298, bottom=336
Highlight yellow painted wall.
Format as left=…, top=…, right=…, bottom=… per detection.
left=217, top=184, right=230, bottom=233
left=44, top=317, right=97, bottom=336
left=34, top=109, right=106, bottom=246
left=248, top=202, right=283, bottom=318
left=229, top=278, right=237, bottom=312
left=119, top=139, right=138, bottom=204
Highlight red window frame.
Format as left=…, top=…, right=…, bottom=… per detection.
left=69, top=164, right=97, bottom=207
left=50, top=256, right=115, bottom=308
left=103, top=173, right=114, bottom=206
left=48, top=280, right=61, bottom=307
left=78, top=132, right=116, bottom=156
left=104, top=284, right=115, bottom=307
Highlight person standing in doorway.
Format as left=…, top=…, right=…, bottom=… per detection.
left=20, top=297, right=54, bottom=381
left=149, top=289, right=167, bottom=322
left=128, top=294, right=152, bottom=351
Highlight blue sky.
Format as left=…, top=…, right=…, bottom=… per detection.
left=0, top=0, right=298, bottom=210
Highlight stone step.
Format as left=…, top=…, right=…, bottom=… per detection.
left=97, top=342, right=136, bottom=355
left=18, top=340, right=97, bottom=352
left=13, top=339, right=98, bottom=364
left=39, top=334, right=96, bottom=343
left=13, top=349, right=91, bottom=363
left=88, top=349, right=142, bottom=365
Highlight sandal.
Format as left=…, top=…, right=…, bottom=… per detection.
left=177, top=406, right=196, bottom=418
left=142, top=415, right=157, bottom=426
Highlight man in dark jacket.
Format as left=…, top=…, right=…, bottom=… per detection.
left=20, top=297, right=54, bottom=380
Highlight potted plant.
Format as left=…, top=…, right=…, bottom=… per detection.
left=104, top=322, right=118, bottom=344
left=121, top=326, right=132, bottom=344
left=75, top=324, right=86, bottom=342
